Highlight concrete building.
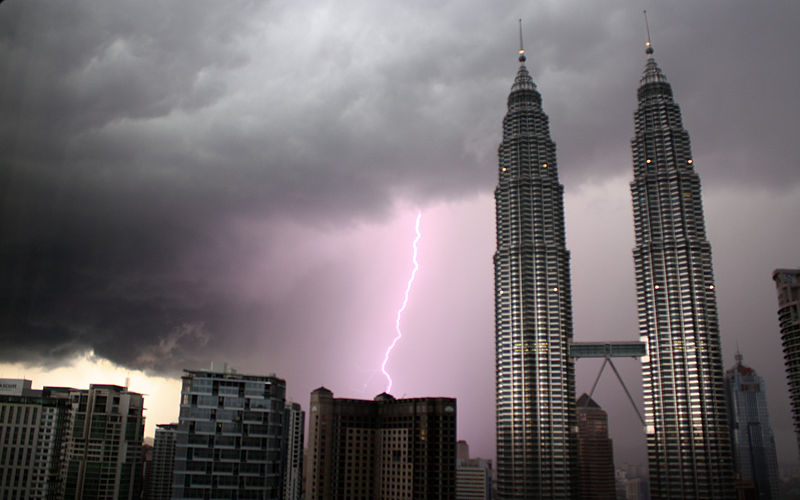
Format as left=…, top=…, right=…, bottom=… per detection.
left=493, top=30, right=576, bottom=498
left=575, top=394, right=615, bottom=499
left=172, top=365, right=287, bottom=499
left=306, top=387, right=456, bottom=499
left=281, top=402, right=304, bottom=500
left=0, top=379, right=71, bottom=499
left=773, top=268, right=800, bottom=455
left=61, top=384, right=146, bottom=499
left=456, top=457, right=492, bottom=500
left=725, top=353, right=780, bottom=499
left=629, top=38, right=734, bottom=497
left=147, top=423, right=178, bottom=500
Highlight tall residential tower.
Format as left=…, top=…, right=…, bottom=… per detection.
left=493, top=32, right=576, bottom=498
left=630, top=38, right=734, bottom=497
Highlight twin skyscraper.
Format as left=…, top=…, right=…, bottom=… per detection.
left=493, top=29, right=735, bottom=498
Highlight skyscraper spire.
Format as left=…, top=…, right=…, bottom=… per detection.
left=494, top=23, right=576, bottom=498
left=518, top=18, right=526, bottom=62
left=644, top=10, right=654, bottom=55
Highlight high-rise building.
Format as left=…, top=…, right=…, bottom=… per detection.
left=630, top=38, right=734, bottom=497
left=773, top=268, right=800, bottom=453
left=0, top=379, right=71, bottom=499
left=306, top=388, right=456, bottom=499
left=172, top=365, right=287, bottom=499
left=281, top=402, right=304, bottom=500
left=724, top=352, right=780, bottom=499
left=147, top=423, right=178, bottom=500
left=493, top=33, right=576, bottom=497
left=575, top=393, right=615, bottom=500
left=62, top=384, right=146, bottom=499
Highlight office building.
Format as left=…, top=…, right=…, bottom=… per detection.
left=62, top=384, right=146, bottom=499
left=725, top=352, right=780, bottom=499
left=0, top=379, right=71, bottom=499
left=147, top=423, right=178, bottom=500
left=493, top=33, right=576, bottom=498
left=456, top=458, right=492, bottom=500
left=630, top=38, right=734, bottom=497
left=576, top=393, right=615, bottom=499
left=172, top=365, right=287, bottom=499
left=773, top=269, right=800, bottom=454
left=281, top=402, right=304, bottom=500
left=306, top=388, right=456, bottom=499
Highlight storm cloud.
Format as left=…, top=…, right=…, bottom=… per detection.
left=1, top=0, right=799, bottom=465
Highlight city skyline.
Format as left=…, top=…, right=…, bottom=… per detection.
left=1, top=0, right=799, bottom=471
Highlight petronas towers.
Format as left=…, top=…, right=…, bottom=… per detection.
left=493, top=33, right=734, bottom=498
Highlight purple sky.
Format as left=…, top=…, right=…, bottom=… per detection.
left=1, top=0, right=799, bottom=468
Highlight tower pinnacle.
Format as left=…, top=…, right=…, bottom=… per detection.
left=518, top=18, right=526, bottom=62
left=644, top=10, right=654, bottom=55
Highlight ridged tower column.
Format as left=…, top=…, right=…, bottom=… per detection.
left=494, top=38, right=576, bottom=499
left=631, top=38, right=734, bottom=498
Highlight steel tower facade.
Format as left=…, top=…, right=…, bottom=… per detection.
left=494, top=46, right=576, bottom=498
left=630, top=43, right=734, bottom=498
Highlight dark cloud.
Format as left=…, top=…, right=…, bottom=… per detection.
left=1, top=0, right=798, bottom=466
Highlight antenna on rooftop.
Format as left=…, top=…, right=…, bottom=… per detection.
left=644, top=10, right=654, bottom=55
left=518, top=19, right=526, bottom=62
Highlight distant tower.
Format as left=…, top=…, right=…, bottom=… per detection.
left=725, top=352, right=780, bottom=499
left=281, top=402, right=304, bottom=500
left=493, top=21, right=576, bottom=498
left=772, top=268, right=800, bottom=453
left=630, top=20, right=735, bottom=498
left=147, top=423, right=178, bottom=500
left=576, top=394, right=615, bottom=500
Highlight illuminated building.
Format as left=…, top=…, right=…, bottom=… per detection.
left=306, top=388, right=456, bottom=499
left=493, top=29, right=576, bottom=497
left=724, top=352, right=780, bottom=499
left=773, top=268, right=800, bottom=454
left=172, top=364, right=287, bottom=499
left=576, top=394, right=615, bottom=499
left=630, top=37, right=734, bottom=497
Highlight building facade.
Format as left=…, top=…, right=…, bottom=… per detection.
left=724, top=352, right=780, bottom=499
left=306, top=388, right=456, bottom=499
left=281, top=402, right=304, bottom=500
left=0, top=380, right=71, bottom=500
left=147, top=423, right=178, bottom=500
left=630, top=41, right=734, bottom=497
left=773, top=269, right=800, bottom=454
left=575, top=394, right=615, bottom=500
left=493, top=42, right=576, bottom=497
left=172, top=366, right=287, bottom=499
left=62, top=384, right=146, bottom=499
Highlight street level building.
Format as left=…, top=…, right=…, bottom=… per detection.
left=172, top=365, right=287, bottom=499
left=724, top=352, right=780, bottom=499
left=629, top=38, right=734, bottom=497
left=0, top=380, right=71, bottom=500
left=306, top=388, right=456, bottom=499
left=773, top=269, right=800, bottom=455
left=576, top=394, right=615, bottom=500
left=493, top=34, right=576, bottom=498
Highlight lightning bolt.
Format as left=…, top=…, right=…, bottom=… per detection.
left=381, top=211, right=422, bottom=394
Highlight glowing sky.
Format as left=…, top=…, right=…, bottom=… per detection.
left=1, top=0, right=799, bottom=467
